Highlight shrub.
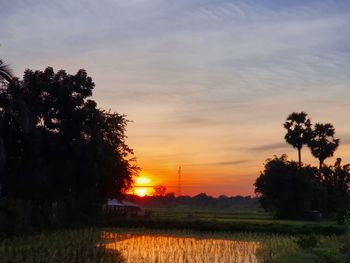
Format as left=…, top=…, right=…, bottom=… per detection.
left=297, top=234, right=319, bottom=249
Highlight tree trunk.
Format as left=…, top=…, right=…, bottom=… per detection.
left=319, top=159, right=323, bottom=170
left=298, top=147, right=302, bottom=168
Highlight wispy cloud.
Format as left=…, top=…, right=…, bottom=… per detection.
left=1, top=0, right=350, bottom=195
left=185, top=160, right=252, bottom=167
left=247, top=142, right=289, bottom=152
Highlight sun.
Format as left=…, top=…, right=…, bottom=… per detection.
left=131, top=173, right=154, bottom=197
left=134, top=187, right=148, bottom=197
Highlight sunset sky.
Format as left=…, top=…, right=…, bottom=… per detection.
left=1, top=0, right=350, bottom=196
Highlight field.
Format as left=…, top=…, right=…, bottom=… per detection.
left=1, top=228, right=349, bottom=263
left=104, top=230, right=261, bottom=263
left=0, top=229, right=123, bottom=263
left=0, top=208, right=348, bottom=262
left=104, top=208, right=346, bottom=235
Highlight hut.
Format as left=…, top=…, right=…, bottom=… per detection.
left=104, top=199, right=141, bottom=216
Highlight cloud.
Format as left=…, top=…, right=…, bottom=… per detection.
left=247, top=142, right=289, bottom=152
left=1, top=0, right=350, bottom=195
left=186, top=160, right=252, bottom=167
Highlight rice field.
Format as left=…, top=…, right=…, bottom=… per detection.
left=1, top=228, right=346, bottom=263
left=0, top=229, right=124, bottom=263
left=103, top=231, right=260, bottom=263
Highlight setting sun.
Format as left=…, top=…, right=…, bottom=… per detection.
left=132, top=173, right=154, bottom=197
left=134, top=188, right=149, bottom=197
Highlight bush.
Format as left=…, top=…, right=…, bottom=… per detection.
left=297, top=234, right=319, bottom=249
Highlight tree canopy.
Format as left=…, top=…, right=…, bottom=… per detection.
left=308, top=123, right=339, bottom=169
left=0, top=60, right=13, bottom=83
left=254, top=155, right=319, bottom=218
left=0, top=67, right=137, bottom=215
left=257, top=112, right=349, bottom=219
left=283, top=112, right=312, bottom=167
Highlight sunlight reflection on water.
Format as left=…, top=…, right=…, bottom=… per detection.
left=103, top=232, right=260, bottom=263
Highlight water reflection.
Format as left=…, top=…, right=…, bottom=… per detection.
left=104, top=232, right=259, bottom=263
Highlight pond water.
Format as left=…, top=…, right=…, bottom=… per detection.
left=104, top=232, right=260, bottom=263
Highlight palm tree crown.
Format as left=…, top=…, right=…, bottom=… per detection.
left=284, top=112, right=312, bottom=167
left=0, top=59, right=13, bottom=83
left=308, top=123, right=339, bottom=169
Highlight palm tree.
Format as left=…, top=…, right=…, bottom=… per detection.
left=0, top=59, right=13, bottom=183
left=0, top=59, right=13, bottom=196
left=308, top=123, right=339, bottom=169
left=283, top=112, right=312, bottom=168
left=0, top=59, right=13, bottom=83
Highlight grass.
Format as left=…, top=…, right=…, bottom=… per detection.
left=104, top=230, right=261, bottom=263
left=256, top=234, right=350, bottom=263
left=102, top=208, right=346, bottom=235
left=0, top=229, right=123, bottom=263
left=1, top=227, right=349, bottom=263
left=149, top=208, right=272, bottom=220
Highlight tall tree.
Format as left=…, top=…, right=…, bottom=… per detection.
left=315, top=158, right=350, bottom=214
left=283, top=112, right=312, bottom=167
left=0, top=67, right=137, bottom=215
left=0, top=59, right=13, bottom=178
left=254, top=155, right=319, bottom=218
left=308, top=123, right=339, bottom=169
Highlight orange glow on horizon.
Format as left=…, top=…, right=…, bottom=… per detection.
left=131, top=173, right=154, bottom=197
left=134, top=187, right=149, bottom=197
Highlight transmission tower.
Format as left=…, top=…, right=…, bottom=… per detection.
left=177, top=166, right=182, bottom=197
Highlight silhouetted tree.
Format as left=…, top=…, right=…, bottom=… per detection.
left=0, top=59, right=13, bottom=174
left=0, top=67, right=137, bottom=218
left=153, top=185, right=167, bottom=197
left=0, top=59, right=13, bottom=83
left=321, top=158, right=350, bottom=214
left=308, top=123, right=339, bottom=169
left=255, top=114, right=350, bottom=218
left=284, top=112, right=312, bottom=167
left=254, top=155, right=320, bottom=218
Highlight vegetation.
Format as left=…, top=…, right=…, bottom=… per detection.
left=1, top=59, right=349, bottom=262
left=283, top=112, right=312, bottom=167
left=0, top=63, right=137, bottom=235
left=102, top=216, right=345, bottom=235
left=258, top=235, right=350, bottom=263
left=256, top=213, right=350, bottom=262
left=256, top=112, right=349, bottom=219
left=128, top=193, right=259, bottom=210
left=0, top=59, right=13, bottom=83
left=1, top=227, right=347, bottom=263
left=104, top=230, right=260, bottom=263
left=309, top=123, right=339, bottom=169
left=0, top=229, right=123, bottom=263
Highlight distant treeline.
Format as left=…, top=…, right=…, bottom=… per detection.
left=127, top=193, right=259, bottom=210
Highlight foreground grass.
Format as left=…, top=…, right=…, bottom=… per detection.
left=0, top=229, right=123, bottom=263
left=257, top=233, right=350, bottom=263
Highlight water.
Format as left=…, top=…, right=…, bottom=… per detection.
left=104, top=232, right=259, bottom=263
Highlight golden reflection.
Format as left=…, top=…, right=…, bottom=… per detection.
left=104, top=232, right=259, bottom=263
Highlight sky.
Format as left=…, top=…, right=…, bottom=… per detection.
left=1, top=0, right=350, bottom=196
